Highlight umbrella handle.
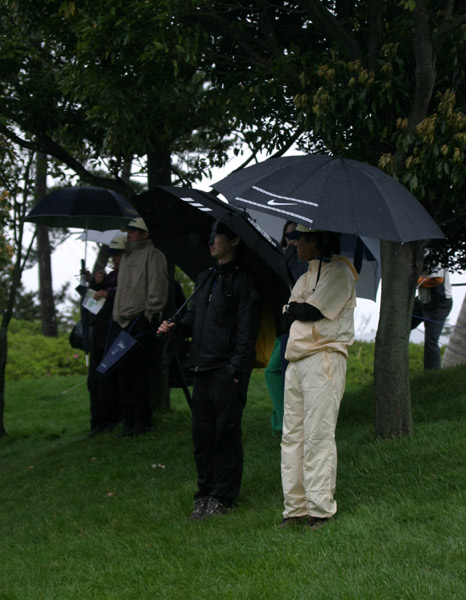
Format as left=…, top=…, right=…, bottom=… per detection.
left=156, top=273, right=212, bottom=339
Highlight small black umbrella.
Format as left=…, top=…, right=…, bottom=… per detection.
left=213, top=155, right=445, bottom=243
left=25, top=186, right=139, bottom=356
left=25, top=186, right=138, bottom=231
left=131, top=185, right=293, bottom=331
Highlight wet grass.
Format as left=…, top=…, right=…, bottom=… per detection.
left=1, top=343, right=465, bottom=599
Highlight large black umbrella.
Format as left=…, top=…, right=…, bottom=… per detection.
left=131, top=185, right=293, bottom=331
left=213, top=155, right=445, bottom=243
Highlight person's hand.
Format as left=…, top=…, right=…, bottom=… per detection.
left=80, top=268, right=92, bottom=282
left=94, top=270, right=106, bottom=284
left=94, top=289, right=107, bottom=300
left=157, top=320, right=177, bottom=335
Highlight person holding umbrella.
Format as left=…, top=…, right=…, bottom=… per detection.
left=158, top=221, right=262, bottom=520
left=113, top=218, right=169, bottom=437
left=279, top=225, right=358, bottom=530
left=85, top=235, right=126, bottom=437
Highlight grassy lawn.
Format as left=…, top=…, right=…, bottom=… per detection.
left=1, top=343, right=465, bottom=599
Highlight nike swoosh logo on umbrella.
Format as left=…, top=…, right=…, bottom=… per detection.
left=267, top=199, right=298, bottom=206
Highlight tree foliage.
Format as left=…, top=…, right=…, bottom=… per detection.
left=1, top=0, right=465, bottom=438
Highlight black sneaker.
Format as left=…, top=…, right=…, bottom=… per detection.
left=306, top=516, right=329, bottom=530
left=188, top=497, right=210, bottom=521
left=202, top=497, right=228, bottom=519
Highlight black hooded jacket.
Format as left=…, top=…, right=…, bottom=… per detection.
left=179, top=260, right=262, bottom=377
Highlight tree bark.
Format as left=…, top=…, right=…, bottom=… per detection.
left=35, top=153, right=57, bottom=337
left=442, top=292, right=466, bottom=368
left=374, top=1, right=438, bottom=437
left=374, top=240, right=423, bottom=437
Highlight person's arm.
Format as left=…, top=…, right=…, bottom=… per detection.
left=284, top=301, right=324, bottom=321
left=145, top=250, right=169, bottom=322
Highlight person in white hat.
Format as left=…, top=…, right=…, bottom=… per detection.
left=279, top=225, right=358, bottom=530
left=113, top=218, right=169, bottom=437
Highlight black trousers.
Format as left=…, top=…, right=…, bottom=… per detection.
left=191, top=367, right=250, bottom=504
left=117, top=317, right=160, bottom=429
left=87, top=327, right=121, bottom=430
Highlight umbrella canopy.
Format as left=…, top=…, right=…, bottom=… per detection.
left=77, top=229, right=126, bottom=245
left=25, top=186, right=138, bottom=231
left=131, top=186, right=293, bottom=330
left=213, top=155, right=445, bottom=243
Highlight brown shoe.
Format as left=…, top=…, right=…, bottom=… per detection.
left=306, top=516, right=330, bottom=530
left=278, top=516, right=308, bottom=528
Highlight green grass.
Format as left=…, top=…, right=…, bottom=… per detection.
left=1, top=343, right=465, bottom=599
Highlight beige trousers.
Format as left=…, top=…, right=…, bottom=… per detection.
left=281, top=350, right=347, bottom=519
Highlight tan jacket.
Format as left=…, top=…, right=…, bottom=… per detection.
left=285, top=255, right=358, bottom=361
left=113, top=239, right=168, bottom=328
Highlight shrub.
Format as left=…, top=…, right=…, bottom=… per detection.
left=5, top=319, right=88, bottom=381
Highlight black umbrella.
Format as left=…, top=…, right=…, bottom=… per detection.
left=213, top=155, right=445, bottom=243
left=25, top=186, right=138, bottom=231
left=25, top=186, right=139, bottom=356
left=131, top=185, right=293, bottom=331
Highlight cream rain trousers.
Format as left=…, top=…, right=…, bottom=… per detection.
left=281, top=350, right=347, bottom=519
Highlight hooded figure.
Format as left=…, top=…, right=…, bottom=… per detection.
left=279, top=225, right=358, bottom=530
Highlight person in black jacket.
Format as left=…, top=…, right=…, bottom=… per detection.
left=158, top=221, right=262, bottom=520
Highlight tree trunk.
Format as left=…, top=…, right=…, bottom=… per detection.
left=373, top=2, right=438, bottom=438
left=0, top=198, right=29, bottom=437
left=442, top=292, right=466, bottom=368
left=374, top=240, right=423, bottom=438
left=35, top=153, right=57, bottom=337
left=147, top=147, right=173, bottom=412
left=0, top=316, right=8, bottom=437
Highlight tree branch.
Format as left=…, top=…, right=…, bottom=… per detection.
left=297, top=0, right=362, bottom=61
left=408, top=0, right=437, bottom=132
left=0, top=124, right=135, bottom=198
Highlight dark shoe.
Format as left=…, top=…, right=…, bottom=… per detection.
left=188, top=497, right=210, bottom=521
left=106, top=421, right=120, bottom=432
left=127, top=425, right=154, bottom=437
left=202, top=496, right=228, bottom=519
left=85, top=426, right=106, bottom=439
left=278, top=516, right=308, bottom=528
left=306, top=516, right=329, bottom=530
left=115, top=425, right=133, bottom=438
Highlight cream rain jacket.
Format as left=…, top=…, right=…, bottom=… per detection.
left=285, top=255, right=358, bottom=362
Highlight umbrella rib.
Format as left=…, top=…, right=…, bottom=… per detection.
left=234, top=197, right=314, bottom=225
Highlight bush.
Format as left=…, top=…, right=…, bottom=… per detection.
left=5, top=319, right=88, bottom=381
